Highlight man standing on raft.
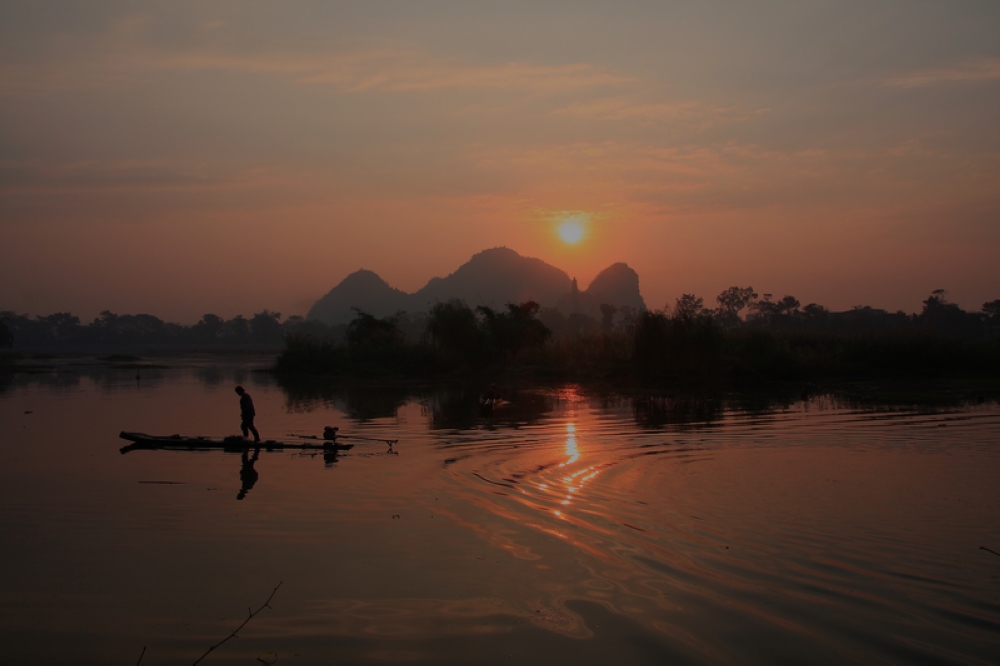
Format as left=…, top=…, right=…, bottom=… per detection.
left=235, top=385, right=261, bottom=443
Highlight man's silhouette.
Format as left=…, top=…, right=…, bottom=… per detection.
left=235, top=385, right=260, bottom=443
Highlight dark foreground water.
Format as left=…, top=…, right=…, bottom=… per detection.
left=1, top=358, right=998, bottom=664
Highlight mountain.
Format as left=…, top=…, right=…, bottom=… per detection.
left=412, top=247, right=573, bottom=311
left=307, top=269, right=410, bottom=325
left=557, top=262, right=647, bottom=320
left=306, top=247, right=647, bottom=325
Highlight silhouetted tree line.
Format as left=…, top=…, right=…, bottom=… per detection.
left=624, top=288, right=1000, bottom=384
left=277, top=288, right=1000, bottom=383
left=275, top=302, right=552, bottom=375
left=0, top=309, right=299, bottom=352
left=5, top=287, right=999, bottom=383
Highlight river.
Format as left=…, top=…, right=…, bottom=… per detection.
left=1, top=357, right=998, bottom=664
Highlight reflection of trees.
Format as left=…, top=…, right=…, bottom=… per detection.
left=3, top=364, right=194, bottom=397
left=231, top=367, right=251, bottom=387
left=0, top=365, right=172, bottom=394
left=491, top=389, right=555, bottom=427
left=197, top=366, right=226, bottom=386
left=424, top=386, right=483, bottom=430
left=585, top=389, right=811, bottom=428
left=277, top=376, right=558, bottom=429
left=630, top=395, right=723, bottom=429
left=20, top=370, right=75, bottom=391
left=425, top=386, right=556, bottom=430
left=0, top=360, right=282, bottom=398
left=276, top=376, right=409, bottom=422
left=97, top=367, right=167, bottom=392
left=728, top=392, right=798, bottom=417
left=342, top=386, right=409, bottom=422
left=194, top=364, right=271, bottom=388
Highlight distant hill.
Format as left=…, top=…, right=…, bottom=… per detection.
left=307, top=247, right=647, bottom=325
left=557, top=263, right=646, bottom=320
left=307, top=269, right=410, bottom=325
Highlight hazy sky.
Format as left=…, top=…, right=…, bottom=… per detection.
left=2, top=1, right=998, bottom=323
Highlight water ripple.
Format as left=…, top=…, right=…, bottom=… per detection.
left=426, top=391, right=1000, bottom=662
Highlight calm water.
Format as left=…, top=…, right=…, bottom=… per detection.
left=1, top=359, right=998, bottom=664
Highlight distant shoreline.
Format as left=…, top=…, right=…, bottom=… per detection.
left=3, top=348, right=997, bottom=407
left=0, top=349, right=280, bottom=372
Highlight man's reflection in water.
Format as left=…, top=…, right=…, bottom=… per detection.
left=237, top=446, right=260, bottom=501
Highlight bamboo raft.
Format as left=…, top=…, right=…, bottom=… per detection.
left=119, top=431, right=355, bottom=454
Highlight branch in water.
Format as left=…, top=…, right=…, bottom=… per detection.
left=192, top=581, right=284, bottom=665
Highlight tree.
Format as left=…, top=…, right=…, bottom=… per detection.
left=673, top=294, right=705, bottom=320
left=749, top=294, right=779, bottom=319
left=777, top=295, right=800, bottom=316
left=920, top=289, right=981, bottom=338
left=477, top=301, right=551, bottom=362
left=981, top=299, right=1000, bottom=321
left=631, top=308, right=722, bottom=382
left=281, top=315, right=329, bottom=338
left=0, top=319, right=12, bottom=349
left=567, top=312, right=598, bottom=337
left=346, top=309, right=403, bottom=349
left=984, top=299, right=1000, bottom=340
left=38, top=313, right=82, bottom=342
left=223, top=315, right=251, bottom=342
left=194, top=314, right=224, bottom=343
left=801, top=303, right=830, bottom=327
left=716, top=286, right=757, bottom=321
left=921, top=289, right=963, bottom=325
left=599, top=303, right=618, bottom=335
left=537, top=307, right=568, bottom=339
left=427, top=300, right=483, bottom=359
left=250, top=310, right=283, bottom=344
left=125, top=314, right=166, bottom=340
left=631, top=310, right=671, bottom=374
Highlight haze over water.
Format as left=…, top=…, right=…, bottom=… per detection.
left=1, top=359, right=997, bottom=664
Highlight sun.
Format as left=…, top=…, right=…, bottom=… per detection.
left=557, top=218, right=586, bottom=244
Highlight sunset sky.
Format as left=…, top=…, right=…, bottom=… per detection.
left=2, top=1, right=998, bottom=323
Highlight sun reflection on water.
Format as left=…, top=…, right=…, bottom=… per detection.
left=562, top=422, right=580, bottom=465
left=548, top=420, right=605, bottom=519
